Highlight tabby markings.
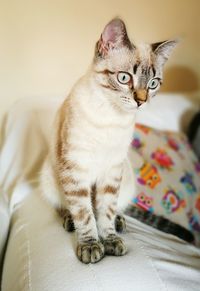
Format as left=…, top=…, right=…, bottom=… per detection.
left=66, top=189, right=89, bottom=197
left=103, top=185, right=119, bottom=195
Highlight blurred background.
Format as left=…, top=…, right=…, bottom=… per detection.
left=0, top=0, right=200, bottom=120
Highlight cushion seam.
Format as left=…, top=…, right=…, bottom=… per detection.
left=133, top=235, right=169, bottom=291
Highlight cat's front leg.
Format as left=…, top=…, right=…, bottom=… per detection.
left=96, top=167, right=127, bottom=256
left=65, top=188, right=105, bottom=264
left=58, top=165, right=104, bottom=264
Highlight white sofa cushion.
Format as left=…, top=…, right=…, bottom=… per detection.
left=2, top=193, right=200, bottom=291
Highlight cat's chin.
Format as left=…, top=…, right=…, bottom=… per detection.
left=122, top=103, right=138, bottom=113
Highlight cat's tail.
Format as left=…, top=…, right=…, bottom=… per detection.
left=125, top=205, right=194, bottom=243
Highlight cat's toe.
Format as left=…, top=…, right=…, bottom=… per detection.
left=103, top=235, right=127, bottom=256
left=77, top=240, right=105, bottom=264
left=63, top=216, right=75, bottom=232
left=115, top=215, right=126, bottom=233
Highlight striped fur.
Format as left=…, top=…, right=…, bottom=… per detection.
left=40, top=18, right=177, bottom=263
left=125, top=206, right=194, bottom=243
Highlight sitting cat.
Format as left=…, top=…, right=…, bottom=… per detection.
left=40, top=18, right=177, bottom=263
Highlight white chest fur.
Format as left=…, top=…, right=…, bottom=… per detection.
left=68, top=81, right=135, bottom=181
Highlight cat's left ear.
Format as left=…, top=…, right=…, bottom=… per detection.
left=152, top=39, right=179, bottom=66
left=96, top=18, right=133, bottom=58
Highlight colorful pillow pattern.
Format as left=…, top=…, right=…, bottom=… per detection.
left=130, top=123, right=200, bottom=244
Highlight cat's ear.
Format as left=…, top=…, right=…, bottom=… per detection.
left=96, top=18, right=133, bottom=58
left=152, top=39, right=179, bottom=66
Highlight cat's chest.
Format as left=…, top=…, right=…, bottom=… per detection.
left=73, top=122, right=133, bottom=163
left=98, top=126, right=132, bottom=150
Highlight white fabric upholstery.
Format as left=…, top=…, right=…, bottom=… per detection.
left=136, top=93, right=199, bottom=132
left=2, top=193, right=200, bottom=291
left=1, top=94, right=200, bottom=290
left=0, top=195, right=9, bottom=274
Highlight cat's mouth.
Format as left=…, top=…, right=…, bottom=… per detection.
left=120, top=95, right=148, bottom=111
left=135, top=100, right=145, bottom=107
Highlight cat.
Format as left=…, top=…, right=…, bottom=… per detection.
left=125, top=205, right=194, bottom=243
left=40, top=18, right=178, bottom=264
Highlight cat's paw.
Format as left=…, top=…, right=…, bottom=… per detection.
left=77, top=240, right=105, bottom=264
left=115, top=215, right=126, bottom=233
left=103, top=234, right=127, bottom=256
left=63, top=215, right=75, bottom=232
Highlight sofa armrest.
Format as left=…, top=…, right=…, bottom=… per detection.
left=136, top=93, right=199, bottom=132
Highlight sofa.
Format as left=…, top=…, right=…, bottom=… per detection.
left=0, top=93, right=200, bottom=291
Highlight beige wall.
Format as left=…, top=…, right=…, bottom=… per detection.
left=0, top=0, right=200, bottom=119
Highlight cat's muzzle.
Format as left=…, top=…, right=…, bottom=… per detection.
left=133, top=90, right=147, bottom=107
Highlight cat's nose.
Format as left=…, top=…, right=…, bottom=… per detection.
left=134, top=90, right=147, bottom=107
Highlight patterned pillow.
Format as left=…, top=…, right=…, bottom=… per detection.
left=129, top=123, right=200, bottom=245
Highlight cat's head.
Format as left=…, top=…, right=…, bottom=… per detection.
left=93, top=18, right=178, bottom=112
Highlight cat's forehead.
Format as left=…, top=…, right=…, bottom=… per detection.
left=136, top=43, right=153, bottom=66
left=107, top=47, right=135, bottom=71
left=107, top=44, right=155, bottom=73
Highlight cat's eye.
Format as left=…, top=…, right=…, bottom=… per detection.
left=117, top=72, right=131, bottom=84
left=148, top=78, right=160, bottom=90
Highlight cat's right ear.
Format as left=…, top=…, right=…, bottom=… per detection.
left=95, top=18, right=133, bottom=58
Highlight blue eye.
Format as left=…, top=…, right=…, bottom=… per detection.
left=117, top=72, right=131, bottom=84
left=148, top=78, right=160, bottom=90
